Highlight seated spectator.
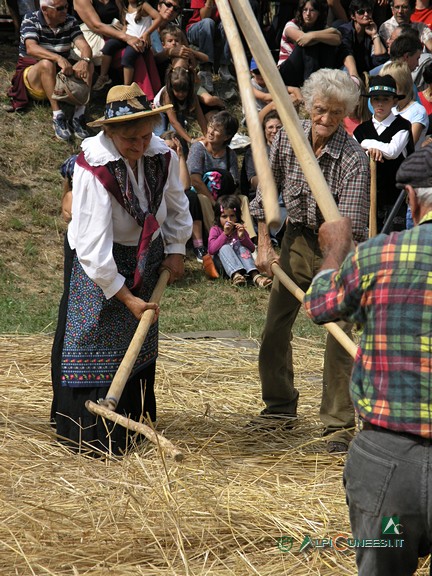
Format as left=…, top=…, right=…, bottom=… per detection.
left=74, top=0, right=160, bottom=94
left=338, top=0, right=388, bottom=79
left=419, top=60, right=432, bottom=114
left=93, top=0, right=162, bottom=90
left=208, top=195, right=271, bottom=288
left=154, top=66, right=208, bottom=143
left=411, top=0, right=432, bottom=28
left=379, top=0, right=432, bottom=52
left=161, top=24, right=208, bottom=70
left=73, top=0, right=136, bottom=66
left=185, top=0, right=234, bottom=93
left=384, top=60, right=429, bottom=146
left=343, top=72, right=372, bottom=135
left=278, top=0, right=342, bottom=87
left=7, top=0, right=94, bottom=142
left=161, top=24, right=226, bottom=112
left=186, top=110, right=256, bottom=240
left=241, top=110, right=282, bottom=200
left=248, top=59, right=303, bottom=112
left=160, top=130, right=208, bottom=262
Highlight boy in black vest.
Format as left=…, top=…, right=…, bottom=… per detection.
left=354, top=75, right=414, bottom=231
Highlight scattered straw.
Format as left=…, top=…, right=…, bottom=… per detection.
left=0, top=334, right=429, bottom=575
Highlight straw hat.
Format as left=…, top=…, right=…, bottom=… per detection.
left=87, top=83, right=172, bottom=127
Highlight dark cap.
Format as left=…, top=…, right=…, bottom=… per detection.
left=362, top=74, right=405, bottom=100
left=396, top=145, right=432, bottom=188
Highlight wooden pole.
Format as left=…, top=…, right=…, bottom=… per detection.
left=94, top=269, right=170, bottom=411
left=227, top=0, right=341, bottom=222
left=369, top=158, right=377, bottom=238
left=216, top=0, right=358, bottom=358
left=271, top=264, right=358, bottom=359
left=85, top=400, right=184, bottom=462
left=216, top=0, right=280, bottom=228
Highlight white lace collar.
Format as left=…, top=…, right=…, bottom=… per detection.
left=81, top=131, right=171, bottom=166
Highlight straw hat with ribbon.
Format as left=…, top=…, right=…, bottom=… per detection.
left=88, top=83, right=172, bottom=127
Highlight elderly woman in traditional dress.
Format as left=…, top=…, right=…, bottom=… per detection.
left=51, top=83, right=192, bottom=455
left=250, top=69, right=370, bottom=454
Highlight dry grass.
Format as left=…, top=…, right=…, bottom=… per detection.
left=1, top=334, right=430, bottom=575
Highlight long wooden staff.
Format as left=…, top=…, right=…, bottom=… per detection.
left=217, top=0, right=358, bottom=358
left=86, top=269, right=184, bottom=461
left=369, top=158, right=377, bottom=237
left=225, top=0, right=341, bottom=222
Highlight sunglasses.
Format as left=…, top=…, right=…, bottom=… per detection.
left=48, top=3, right=68, bottom=11
left=355, top=8, right=372, bottom=14
left=159, top=1, right=181, bottom=12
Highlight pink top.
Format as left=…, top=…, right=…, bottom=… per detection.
left=208, top=225, right=255, bottom=255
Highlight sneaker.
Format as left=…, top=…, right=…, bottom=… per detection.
left=71, top=115, right=90, bottom=140
left=53, top=113, right=72, bottom=142
left=198, top=70, right=213, bottom=93
left=219, top=65, right=236, bottom=83
left=93, top=74, right=112, bottom=91
left=193, top=246, right=207, bottom=263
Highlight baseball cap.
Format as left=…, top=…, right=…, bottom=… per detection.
left=396, top=145, right=432, bottom=188
left=250, top=58, right=259, bottom=72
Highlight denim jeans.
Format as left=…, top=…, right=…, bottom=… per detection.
left=218, top=242, right=256, bottom=278
left=344, top=429, right=432, bottom=575
left=186, top=18, right=230, bottom=65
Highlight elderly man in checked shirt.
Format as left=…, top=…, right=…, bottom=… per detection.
left=250, top=69, right=370, bottom=453
left=304, top=145, right=432, bottom=576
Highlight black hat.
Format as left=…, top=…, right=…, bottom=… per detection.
left=396, top=145, right=432, bottom=188
left=362, top=75, right=405, bottom=100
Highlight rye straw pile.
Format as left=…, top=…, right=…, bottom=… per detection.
left=0, top=334, right=429, bottom=575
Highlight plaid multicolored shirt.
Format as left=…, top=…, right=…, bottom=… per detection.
left=250, top=120, right=370, bottom=242
left=304, top=212, right=432, bottom=438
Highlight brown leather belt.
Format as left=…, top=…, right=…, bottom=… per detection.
left=362, top=421, right=432, bottom=445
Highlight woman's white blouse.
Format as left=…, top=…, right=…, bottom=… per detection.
left=68, top=131, right=192, bottom=299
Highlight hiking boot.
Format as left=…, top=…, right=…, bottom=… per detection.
left=93, top=74, right=112, bottom=91
left=198, top=70, right=213, bottom=93
left=71, top=115, right=90, bottom=140
left=193, top=246, right=207, bottom=263
left=53, top=112, right=72, bottom=142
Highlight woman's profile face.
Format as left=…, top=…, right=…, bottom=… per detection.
left=107, top=122, right=153, bottom=163
left=302, top=1, right=320, bottom=27
left=264, top=118, right=282, bottom=145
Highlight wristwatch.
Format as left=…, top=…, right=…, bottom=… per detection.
left=80, top=57, right=91, bottom=63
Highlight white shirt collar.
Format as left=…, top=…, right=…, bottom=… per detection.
left=81, top=130, right=170, bottom=166
left=372, top=111, right=397, bottom=130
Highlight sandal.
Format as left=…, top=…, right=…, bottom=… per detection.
left=232, top=272, right=246, bottom=287
left=253, top=274, right=272, bottom=289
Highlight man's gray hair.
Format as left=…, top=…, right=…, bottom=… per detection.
left=40, top=0, right=56, bottom=8
left=302, top=69, right=360, bottom=116
left=415, top=187, right=432, bottom=205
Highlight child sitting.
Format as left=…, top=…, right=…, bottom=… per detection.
left=161, top=25, right=226, bottom=113
left=154, top=65, right=207, bottom=144
left=94, top=0, right=162, bottom=90
left=354, top=75, right=414, bottom=232
left=249, top=58, right=303, bottom=111
left=208, top=195, right=272, bottom=288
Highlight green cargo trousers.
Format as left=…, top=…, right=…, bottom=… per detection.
left=259, top=222, right=355, bottom=443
